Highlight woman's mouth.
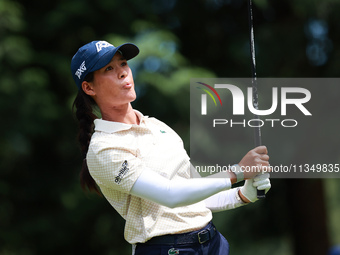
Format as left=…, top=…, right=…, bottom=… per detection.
left=123, top=83, right=132, bottom=89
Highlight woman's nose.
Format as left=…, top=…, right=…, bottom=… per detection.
left=119, top=69, right=127, bottom=79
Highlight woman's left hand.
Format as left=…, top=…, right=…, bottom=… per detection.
left=240, top=173, right=271, bottom=203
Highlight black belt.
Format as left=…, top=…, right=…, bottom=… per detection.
left=143, top=222, right=217, bottom=245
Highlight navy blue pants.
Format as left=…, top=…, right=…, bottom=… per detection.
left=135, top=223, right=230, bottom=255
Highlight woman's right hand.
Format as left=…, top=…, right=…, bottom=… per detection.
left=238, top=146, right=270, bottom=179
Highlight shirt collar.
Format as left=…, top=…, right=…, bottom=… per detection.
left=94, top=110, right=147, bottom=133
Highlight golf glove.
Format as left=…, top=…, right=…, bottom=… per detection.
left=240, top=173, right=271, bottom=202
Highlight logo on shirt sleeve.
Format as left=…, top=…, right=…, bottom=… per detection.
left=115, top=160, right=129, bottom=184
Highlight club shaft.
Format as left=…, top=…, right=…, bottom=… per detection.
left=247, top=0, right=265, bottom=199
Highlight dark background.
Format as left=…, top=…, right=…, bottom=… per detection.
left=1, top=0, right=340, bottom=254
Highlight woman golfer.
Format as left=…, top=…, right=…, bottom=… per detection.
left=71, top=40, right=271, bottom=255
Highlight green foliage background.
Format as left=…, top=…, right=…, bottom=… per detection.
left=1, top=0, right=340, bottom=254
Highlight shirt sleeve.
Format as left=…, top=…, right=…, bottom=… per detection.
left=204, top=188, right=246, bottom=212
left=190, top=163, right=246, bottom=212
left=86, top=140, right=144, bottom=194
left=130, top=169, right=231, bottom=208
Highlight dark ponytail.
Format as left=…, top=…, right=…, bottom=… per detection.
left=72, top=73, right=101, bottom=195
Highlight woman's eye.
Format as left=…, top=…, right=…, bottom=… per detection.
left=105, top=66, right=113, bottom=71
left=121, top=61, right=127, bottom=66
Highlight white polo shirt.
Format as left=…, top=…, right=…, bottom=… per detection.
left=86, top=110, right=212, bottom=244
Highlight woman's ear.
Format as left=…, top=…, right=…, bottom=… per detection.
left=82, top=81, right=95, bottom=96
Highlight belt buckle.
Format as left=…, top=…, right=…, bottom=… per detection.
left=198, top=229, right=209, bottom=244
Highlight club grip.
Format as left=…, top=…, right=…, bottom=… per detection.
left=257, top=189, right=266, bottom=199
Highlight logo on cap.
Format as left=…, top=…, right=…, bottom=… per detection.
left=75, top=61, right=87, bottom=80
left=96, top=41, right=113, bottom=52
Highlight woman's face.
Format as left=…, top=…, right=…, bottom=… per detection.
left=87, top=52, right=136, bottom=110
